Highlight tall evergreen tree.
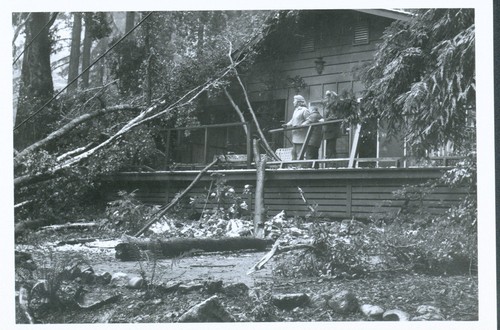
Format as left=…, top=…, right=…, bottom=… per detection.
left=67, top=12, right=82, bottom=92
left=16, top=12, right=57, bottom=149
left=360, top=9, right=475, bottom=156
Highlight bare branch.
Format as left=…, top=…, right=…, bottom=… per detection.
left=15, top=104, right=140, bottom=162
left=223, top=87, right=249, bottom=137
left=226, top=40, right=279, bottom=161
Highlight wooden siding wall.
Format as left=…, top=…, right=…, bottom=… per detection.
left=245, top=11, right=393, bottom=119
left=103, top=168, right=471, bottom=220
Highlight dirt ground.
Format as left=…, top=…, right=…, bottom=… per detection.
left=16, top=234, right=479, bottom=324
left=77, top=239, right=275, bottom=287
left=14, top=221, right=479, bottom=324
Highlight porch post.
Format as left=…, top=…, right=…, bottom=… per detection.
left=165, top=130, right=171, bottom=168
left=246, top=123, right=252, bottom=168
left=204, top=127, right=208, bottom=164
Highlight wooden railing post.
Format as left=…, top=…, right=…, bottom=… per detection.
left=203, top=127, right=208, bottom=164
left=246, top=123, right=252, bottom=168
left=165, top=129, right=171, bottom=168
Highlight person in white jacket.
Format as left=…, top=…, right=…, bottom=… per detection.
left=283, top=95, right=309, bottom=160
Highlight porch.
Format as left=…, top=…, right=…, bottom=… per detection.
left=106, top=121, right=468, bottom=219
left=151, top=121, right=461, bottom=171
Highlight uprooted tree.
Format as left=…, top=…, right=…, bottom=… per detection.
left=13, top=11, right=280, bottom=226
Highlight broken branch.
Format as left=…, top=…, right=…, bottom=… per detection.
left=134, top=158, right=219, bottom=237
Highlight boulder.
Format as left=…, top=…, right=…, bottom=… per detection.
left=204, top=280, right=224, bottom=294
left=223, top=283, right=249, bottom=297
left=178, top=283, right=204, bottom=293
left=127, top=276, right=145, bottom=289
left=272, top=293, right=310, bottom=310
left=110, top=272, right=129, bottom=287
left=360, top=304, right=384, bottom=319
left=178, top=295, right=234, bottom=322
left=95, top=271, right=112, bottom=285
left=329, top=290, right=359, bottom=314
left=383, top=309, right=410, bottom=321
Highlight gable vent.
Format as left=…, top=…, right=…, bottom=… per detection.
left=353, top=20, right=369, bottom=45
left=300, top=32, right=315, bottom=52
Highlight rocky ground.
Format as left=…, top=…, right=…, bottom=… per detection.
left=14, top=217, right=478, bottom=324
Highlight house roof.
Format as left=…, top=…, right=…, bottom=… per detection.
left=232, top=9, right=412, bottom=60
left=355, top=9, right=413, bottom=21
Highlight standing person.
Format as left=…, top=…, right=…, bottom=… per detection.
left=323, top=91, right=342, bottom=159
left=303, top=106, right=323, bottom=165
left=283, top=95, right=309, bottom=160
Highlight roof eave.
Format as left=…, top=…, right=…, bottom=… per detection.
left=355, top=9, right=413, bottom=21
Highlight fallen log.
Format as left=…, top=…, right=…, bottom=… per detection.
left=115, top=236, right=271, bottom=261
left=39, top=222, right=98, bottom=232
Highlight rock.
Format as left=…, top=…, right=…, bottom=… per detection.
left=95, top=271, right=112, bottom=285
left=223, top=283, right=249, bottom=297
left=271, top=293, right=310, bottom=310
left=77, top=291, right=121, bottom=309
left=127, top=276, right=145, bottom=289
left=178, top=295, right=234, bottom=322
left=178, top=283, right=204, bottom=293
left=415, top=304, right=442, bottom=315
left=360, top=304, right=384, bottom=319
left=329, top=290, right=359, bottom=315
left=110, top=272, right=129, bottom=287
left=80, top=266, right=95, bottom=283
left=383, top=309, right=410, bottom=321
left=412, top=305, right=445, bottom=321
left=204, top=280, right=224, bottom=294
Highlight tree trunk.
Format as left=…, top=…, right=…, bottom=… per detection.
left=67, top=12, right=82, bottom=92
left=81, top=12, right=93, bottom=88
left=15, top=12, right=56, bottom=149
left=125, top=12, right=136, bottom=34
left=253, top=139, right=266, bottom=238
left=115, top=236, right=270, bottom=261
left=143, top=12, right=153, bottom=105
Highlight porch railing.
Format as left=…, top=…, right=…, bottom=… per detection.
left=162, top=122, right=252, bottom=169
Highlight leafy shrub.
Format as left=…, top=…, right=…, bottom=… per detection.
left=105, top=190, right=160, bottom=234
left=192, top=173, right=252, bottom=221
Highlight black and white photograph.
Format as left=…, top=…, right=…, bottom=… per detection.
left=5, top=0, right=496, bottom=328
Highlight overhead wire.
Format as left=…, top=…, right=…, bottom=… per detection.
left=14, top=11, right=153, bottom=131
left=13, top=12, right=58, bottom=65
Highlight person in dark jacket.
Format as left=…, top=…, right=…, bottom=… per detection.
left=323, top=91, right=343, bottom=159
left=303, top=106, right=323, bottom=162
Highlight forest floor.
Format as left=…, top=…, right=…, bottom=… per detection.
left=14, top=220, right=478, bottom=324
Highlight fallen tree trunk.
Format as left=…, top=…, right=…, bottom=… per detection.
left=39, top=222, right=98, bottom=232
left=115, top=236, right=272, bottom=261
left=14, top=104, right=140, bottom=163
left=133, top=158, right=219, bottom=237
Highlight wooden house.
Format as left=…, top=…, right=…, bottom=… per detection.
left=104, top=9, right=472, bottom=219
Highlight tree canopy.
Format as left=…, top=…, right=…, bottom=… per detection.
left=13, top=11, right=273, bottom=221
